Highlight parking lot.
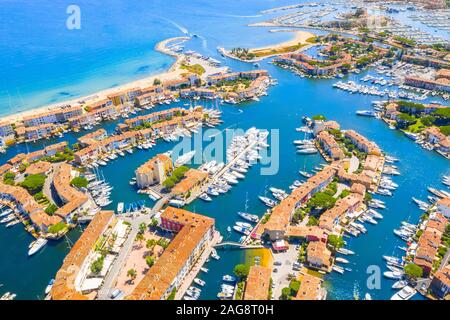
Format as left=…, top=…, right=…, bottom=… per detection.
left=270, top=244, right=301, bottom=299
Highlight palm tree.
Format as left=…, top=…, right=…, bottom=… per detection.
left=127, top=269, right=137, bottom=283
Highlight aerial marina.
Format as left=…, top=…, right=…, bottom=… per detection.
left=0, top=0, right=449, bottom=304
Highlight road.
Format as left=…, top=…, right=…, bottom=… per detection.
left=97, top=211, right=154, bottom=300
left=271, top=244, right=298, bottom=299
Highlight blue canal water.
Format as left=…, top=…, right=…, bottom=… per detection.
left=0, top=0, right=448, bottom=300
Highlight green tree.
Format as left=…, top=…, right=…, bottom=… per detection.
left=404, top=263, right=423, bottom=280
left=127, top=268, right=137, bottom=282
left=281, top=287, right=291, bottom=300
left=150, top=218, right=159, bottom=228
left=21, top=174, right=46, bottom=194
left=327, top=234, right=345, bottom=251
left=146, top=256, right=155, bottom=268
left=45, top=203, right=58, bottom=215
left=233, top=264, right=250, bottom=279
left=90, top=256, right=105, bottom=274
left=70, top=177, right=88, bottom=188
left=307, top=216, right=319, bottom=226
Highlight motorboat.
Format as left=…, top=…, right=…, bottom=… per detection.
left=174, top=151, right=196, bottom=167
left=259, top=196, right=277, bottom=208
left=383, top=270, right=403, bottom=279
left=45, top=279, right=55, bottom=295
left=390, top=286, right=416, bottom=300
left=233, top=226, right=250, bottom=236
left=237, top=212, right=259, bottom=223
left=28, top=238, right=48, bottom=256
left=193, top=278, right=205, bottom=287
left=235, top=222, right=253, bottom=229
left=222, top=275, right=236, bottom=282
left=199, top=193, right=213, bottom=202
left=392, top=280, right=408, bottom=289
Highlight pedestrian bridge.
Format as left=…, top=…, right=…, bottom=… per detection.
left=213, top=242, right=264, bottom=250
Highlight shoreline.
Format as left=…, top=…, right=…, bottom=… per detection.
left=0, top=36, right=213, bottom=124
left=219, top=30, right=315, bottom=63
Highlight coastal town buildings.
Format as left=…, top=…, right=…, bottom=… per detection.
left=243, top=265, right=272, bottom=300
left=50, top=211, right=116, bottom=300
left=135, top=154, right=173, bottom=188
left=52, top=163, right=92, bottom=223
left=126, top=207, right=217, bottom=300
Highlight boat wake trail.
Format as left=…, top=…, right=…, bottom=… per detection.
left=218, top=14, right=262, bottom=18
left=156, top=16, right=189, bottom=35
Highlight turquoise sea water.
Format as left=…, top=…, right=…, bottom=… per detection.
left=0, top=0, right=448, bottom=300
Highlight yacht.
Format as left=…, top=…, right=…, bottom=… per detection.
left=258, top=196, right=277, bottom=208
left=390, top=286, right=416, bottom=300
left=174, top=151, right=196, bottom=167
left=337, top=248, right=355, bottom=255
left=297, top=148, right=318, bottom=154
left=392, top=280, right=408, bottom=289
left=217, top=292, right=233, bottom=299
left=193, top=278, right=205, bottom=287
left=199, top=193, right=212, bottom=202
left=233, top=225, right=250, bottom=236
left=45, top=279, right=55, bottom=295
left=237, top=212, right=259, bottom=223
left=222, top=275, right=236, bottom=282
left=299, top=171, right=313, bottom=178
left=356, top=110, right=377, bottom=117
left=200, top=267, right=209, bottom=273
left=383, top=270, right=403, bottom=279
left=117, top=202, right=124, bottom=214
left=28, top=238, right=48, bottom=256
left=235, top=222, right=252, bottom=229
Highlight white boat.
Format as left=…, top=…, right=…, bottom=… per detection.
left=356, top=110, right=377, bottom=117
left=299, top=171, right=313, bottom=178
left=332, top=265, right=345, bottom=274
left=193, top=278, right=205, bottom=287
left=174, top=151, right=196, bottom=167
left=383, top=255, right=401, bottom=265
left=390, top=286, right=416, bottom=300
left=337, top=248, right=355, bottom=255
left=200, top=267, right=209, bottom=273
left=384, top=270, right=403, bottom=280
left=6, top=219, right=20, bottom=228
left=168, top=199, right=185, bottom=208
left=117, top=202, right=124, bottom=214
left=297, top=148, right=318, bottom=154
left=45, top=279, right=55, bottom=294
left=335, top=257, right=349, bottom=264
left=236, top=222, right=252, bottom=229
left=259, top=196, right=277, bottom=208
left=237, top=212, right=259, bottom=223
left=223, top=275, right=236, bottom=282
left=217, top=292, right=233, bottom=299
left=199, top=193, right=212, bottom=202
left=28, top=238, right=48, bottom=256
left=233, top=225, right=250, bottom=236
left=392, top=280, right=408, bottom=289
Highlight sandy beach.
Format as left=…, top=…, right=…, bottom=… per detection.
left=250, top=29, right=315, bottom=52
left=220, top=29, right=316, bottom=63
left=0, top=36, right=226, bottom=124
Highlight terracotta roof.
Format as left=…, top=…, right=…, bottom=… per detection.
left=25, top=161, right=52, bottom=175
left=127, top=207, right=214, bottom=300
left=53, top=163, right=88, bottom=218
left=244, top=265, right=272, bottom=300
left=294, top=273, right=323, bottom=300
left=172, top=169, right=209, bottom=195
left=51, top=211, right=114, bottom=300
